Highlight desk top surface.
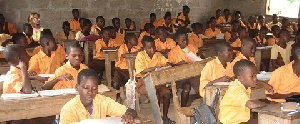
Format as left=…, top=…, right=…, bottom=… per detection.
left=252, top=103, right=300, bottom=120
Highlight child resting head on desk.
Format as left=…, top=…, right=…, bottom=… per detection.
left=59, top=69, right=137, bottom=124
left=219, top=59, right=266, bottom=124
left=3, top=44, right=31, bottom=94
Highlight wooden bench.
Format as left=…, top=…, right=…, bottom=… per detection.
left=143, top=57, right=214, bottom=124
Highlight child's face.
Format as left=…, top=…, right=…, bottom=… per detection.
left=73, top=11, right=79, bottom=19
left=150, top=16, right=156, bottom=23
left=67, top=47, right=84, bottom=67
left=97, top=19, right=105, bottom=28
left=239, top=30, right=247, bottom=38
left=259, top=30, right=266, bottom=38
left=165, top=17, right=171, bottom=25
left=183, top=9, right=190, bottom=16
left=32, top=14, right=40, bottom=25
left=280, top=32, right=290, bottom=42
left=48, top=37, right=58, bottom=51
left=83, top=24, right=92, bottom=32
left=195, top=28, right=203, bottom=35
left=177, top=34, right=188, bottom=49
left=24, top=26, right=33, bottom=37
left=211, top=19, right=217, bottom=27
left=77, top=76, right=98, bottom=107
left=156, top=29, right=167, bottom=42
left=235, top=14, right=241, bottom=20
left=17, top=36, right=28, bottom=48
left=110, top=29, right=117, bottom=39
left=283, top=21, right=290, bottom=28
left=63, top=26, right=70, bottom=34
left=125, top=19, right=131, bottom=27
left=249, top=18, right=255, bottom=24
left=144, top=42, right=156, bottom=57
left=220, top=46, right=233, bottom=63
left=113, top=20, right=121, bottom=29
left=273, top=27, right=280, bottom=36
left=224, top=11, right=229, bottom=16
left=272, top=16, right=279, bottom=23
left=239, top=66, right=257, bottom=88
left=102, top=30, right=111, bottom=40
left=242, top=41, right=256, bottom=57
left=258, top=17, right=265, bottom=23
left=216, top=11, right=221, bottom=17
left=149, top=28, right=155, bottom=35
left=127, top=36, right=138, bottom=47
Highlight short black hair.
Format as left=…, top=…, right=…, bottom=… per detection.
left=144, top=23, right=154, bottom=31
left=183, top=5, right=190, bottom=11
left=41, top=29, right=53, bottom=37
left=233, top=59, right=256, bottom=77
left=96, top=16, right=104, bottom=22
left=258, top=15, right=265, bottom=19
left=150, top=13, right=156, bottom=18
left=142, top=36, right=154, bottom=47
left=62, top=21, right=70, bottom=28
left=237, top=27, right=246, bottom=35
left=124, top=33, right=136, bottom=44
left=224, top=9, right=229, bottom=13
left=101, top=27, right=111, bottom=34
left=191, top=23, right=203, bottom=31
left=112, top=17, right=120, bottom=24
left=4, top=44, right=22, bottom=62
left=12, top=33, right=26, bottom=44
left=210, top=16, right=217, bottom=23
left=72, top=9, right=79, bottom=13
left=77, top=69, right=100, bottom=85
left=175, top=29, right=186, bottom=40
left=216, top=9, right=221, bottom=13
left=272, top=14, right=278, bottom=18
left=271, top=25, right=280, bottom=32
left=40, top=34, right=53, bottom=47
left=125, top=18, right=131, bottom=22
left=66, top=42, right=82, bottom=54
left=83, top=19, right=92, bottom=27
left=164, top=12, right=171, bottom=19
left=215, top=41, right=231, bottom=53
left=292, top=42, right=300, bottom=58
left=260, top=26, right=268, bottom=32
left=23, top=23, right=32, bottom=31
left=241, top=36, right=256, bottom=46
left=279, top=29, right=290, bottom=38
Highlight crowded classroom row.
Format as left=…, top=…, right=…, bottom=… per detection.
left=0, top=5, right=299, bottom=124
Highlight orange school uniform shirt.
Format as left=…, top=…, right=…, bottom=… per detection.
left=226, top=53, right=256, bottom=78
left=216, top=16, right=226, bottom=25
left=266, top=61, right=300, bottom=103
left=225, top=30, right=238, bottom=42
left=3, top=66, right=23, bottom=94
left=240, top=20, right=247, bottom=28
left=94, top=38, right=118, bottom=60
left=271, top=42, right=293, bottom=65
left=222, top=16, right=232, bottom=23
left=199, top=57, right=230, bottom=97
left=28, top=45, right=65, bottom=75
left=46, top=61, right=88, bottom=90
left=122, top=25, right=134, bottom=31
left=115, top=44, right=140, bottom=70
left=189, top=32, right=203, bottom=48
left=69, top=19, right=81, bottom=33
left=205, top=28, right=221, bottom=39
left=231, top=37, right=242, bottom=55
left=135, top=50, right=169, bottom=77
left=177, top=13, right=191, bottom=27
left=219, top=79, right=251, bottom=124
left=115, top=29, right=125, bottom=46
left=59, top=94, right=126, bottom=124
left=2, top=22, right=17, bottom=35
left=157, top=17, right=165, bottom=26
left=168, top=45, right=197, bottom=64
left=91, top=24, right=101, bottom=36
left=140, top=21, right=159, bottom=30
left=154, top=38, right=176, bottom=51
left=268, top=35, right=278, bottom=46
left=254, top=36, right=267, bottom=45
left=248, top=23, right=257, bottom=30
left=137, top=31, right=154, bottom=47
left=161, top=23, right=175, bottom=33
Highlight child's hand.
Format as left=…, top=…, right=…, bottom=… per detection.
left=16, top=61, right=26, bottom=70
left=263, top=83, right=274, bottom=94
left=122, top=114, right=134, bottom=124
left=58, top=73, right=73, bottom=81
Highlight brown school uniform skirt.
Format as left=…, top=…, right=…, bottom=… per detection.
left=136, top=78, right=170, bottom=96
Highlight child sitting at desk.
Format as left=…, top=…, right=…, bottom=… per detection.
left=138, top=23, right=155, bottom=47
left=112, top=18, right=125, bottom=42
left=268, top=25, right=280, bottom=46
left=122, top=18, right=136, bottom=31
left=254, top=26, right=268, bottom=47
left=56, top=21, right=75, bottom=44
left=43, top=42, right=88, bottom=90
left=60, top=69, right=137, bottom=124
left=205, top=17, right=221, bottom=39
left=231, top=26, right=248, bottom=56
left=75, top=19, right=93, bottom=41
left=135, top=36, right=174, bottom=123
left=3, top=44, right=31, bottom=94
left=219, top=59, right=266, bottom=124
left=161, top=12, right=175, bottom=34
left=189, top=23, right=204, bottom=49
left=154, top=26, right=176, bottom=56
left=91, top=16, right=105, bottom=36
left=23, top=23, right=39, bottom=48
left=109, top=26, right=124, bottom=47
left=199, top=41, right=233, bottom=97
left=266, top=43, right=300, bottom=103
left=225, top=20, right=240, bottom=43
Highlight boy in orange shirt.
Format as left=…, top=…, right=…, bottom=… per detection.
left=257, top=15, right=267, bottom=30
left=23, top=23, right=39, bottom=47
left=43, top=42, right=88, bottom=90
left=199, top=41, right=233, bottom=97
left=177, top=6, right=191, bottom=27
left=91, top=16, right=105, bottom=36
left=0, top=14, right=17, bottom=35
left=69, top=9, right=81, bottom=33
left=225, top=20, right=240, bottom=42
left=234, top=12, right=247, bottom=28
left=223, top=9, right=232, bottom=24
left=75, top=19, right=93, bottom=41
left=205, top=17, right=221, bottom=39
left=138, top=23, right=155, bottom=47
left=56, top=21, right=76, bottom=44
left=3, top=44, right=31, bottom=94
left=266, top=43, right=300, bottom=103
left=189, top=23, right=204, bottom=49
left=254, top=26, right=268, bottom=47
left=216, top=9, right=226, bottom=25
left=247, top=15, right=258, bottom=38
left=112, top=18, right=125, bottom=42
left=135, top=36, right=174, bottom=123
left=161, top=12, right=175, bottom=34
left=219, top=59, right=266, bottom=124
left=268, top=25, right=280, bottom=46
left=231, top=27, right=248, bottom=55
left=59, top=69, right=137, bottom=124
left=140, top=13, right=159, bottom=31
left=155, top=26, right=176, bottom=55
left=122, top=18, right=136, bottom=31
left=110, top=26, right=124, bottom=47
left=267, top=14, right=282, bottom=30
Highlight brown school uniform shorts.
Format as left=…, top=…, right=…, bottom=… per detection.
left=136, top=78, right=170, bottom=96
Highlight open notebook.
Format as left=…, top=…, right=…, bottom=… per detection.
left=1, top=92, right=39, bottom=100
left=257, top=72, right=272, bottom=81
left=71, top=117, right=122, bottom=124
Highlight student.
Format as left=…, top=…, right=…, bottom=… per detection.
left=155, top=26, right=176, bottom=55
left=23, top=23, right=39, bottom=47
left=135, top=36, right=174, bottom=123
left=3, top=44, right=31, bottom=94
left=56, top=21, right=75, bottom=44
left=59, top=69, right=137, bottom=124
left=89, top=27, right=117, bottom=81
left=189, top=23, right=204, bottom=49
left=79, top=18, right=86, bottom=30
left=28, top=34, right=62, bottom=76
left=234, top=12, right=247, bottom=28
left=112, top=18, right=125, bottom=42
left=223, top=9, right=232, bottom=24
left=282, top=18, right=294, bottom=34
left=177, top=5, right=191, bottom=27
left=43, top=42, right=88, bottom=90
left=257, top=15, right=266, bottom=30
left=268, top=25, right=280, bottom=46
left=69, top=9, right=81, bottom=33
left=199, top=41, right=233, bottom=97
left=247, top=15, right=258, bottom=38
left=28, top=12, right=44, bottom=42
left=267, top=14, right=282, bottom=30
left=138, top=23, right=155, bottom=47
left=215, top=9, right=226, bottom=25
left=271, top=29, right=293, bottom=70
left=266, top=43, right=300, bottom=103
left=219, top=59, right=266, bottom=124
left=0, top=14, right=17, bottom=35
left=140, top=13, right=159, bottom=31
left=225, top=20, right=240, bottom=42
left=12, top=33, right=28, bottom=48
left=254, top=26, right=268, bottom=47
left=205, top=17, right=221, bottom=39
left=122, top=18, right=136, bottom=31
left=110, top=26, right=124, bottom=47
left=231, top=27, right=248, bottom=55
left=75, top=19, right=92, bottom=41
left=161, top=12, right=175, bottom=34
left=91, top=16, right=105, bottom=36
left=113, top=33, right=140, bottom=100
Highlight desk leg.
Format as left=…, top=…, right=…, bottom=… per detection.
left=105, top=53, right=112, bottom=87
left=255, top=50, right=262, bottom=71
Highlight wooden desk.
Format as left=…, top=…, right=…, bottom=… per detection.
left=203, top=39, right=225, bottom=48
left=255, top=47, right=272, bottom=71
left=83, top=41, right=95, bottom=65
left=103, top=50, right=118, bottom=87
left=217, top=25, right=231, bottom=33
left=252, top=103, right=300, bottom=124
left=0, top=90, right=117, bottom=122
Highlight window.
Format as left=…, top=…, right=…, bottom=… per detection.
left=266, top=0, right=300, bottom=18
